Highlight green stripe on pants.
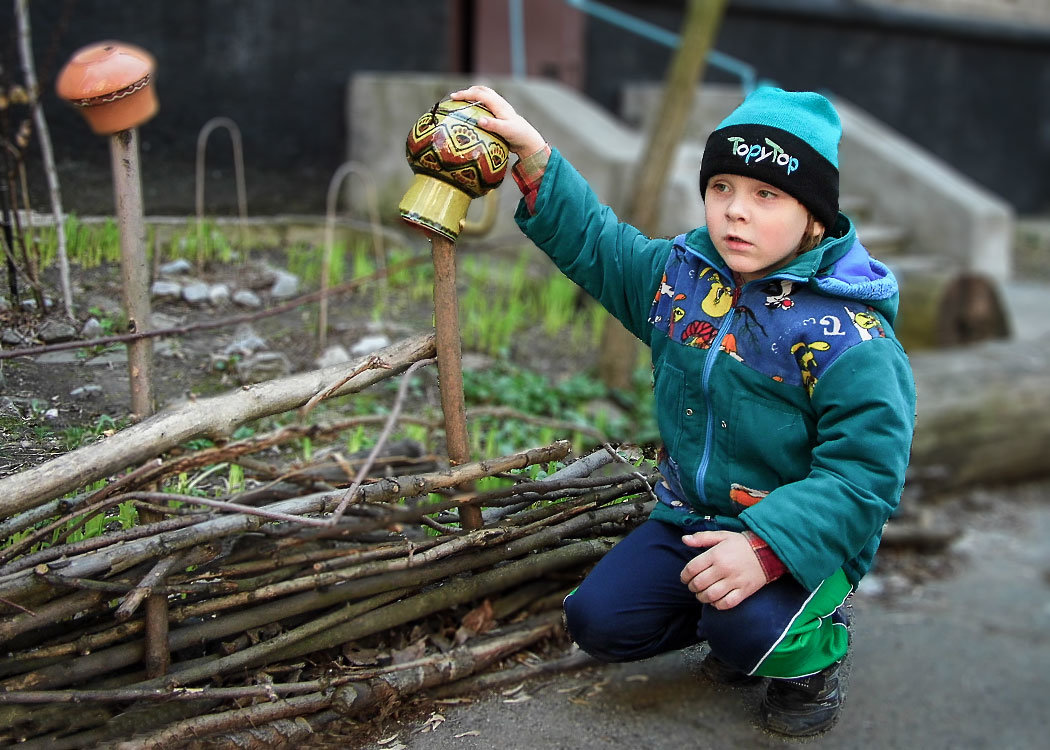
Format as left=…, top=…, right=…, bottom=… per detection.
left=754, top=568, right=852, bottom=678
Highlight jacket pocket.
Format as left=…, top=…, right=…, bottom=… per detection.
left=653, top=361, right=686, bottom=457
left=728, top=394, right=811, bottom=491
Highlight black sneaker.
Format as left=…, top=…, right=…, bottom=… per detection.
left=699, top=652, right=763, bottom=687
left=760, top=660, right=843, bottom=736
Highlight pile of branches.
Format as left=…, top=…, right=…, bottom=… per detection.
left=0, top=334, right=656, bottom=748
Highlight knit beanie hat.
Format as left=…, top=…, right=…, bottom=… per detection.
left=698, top=86, right=841, bottom=228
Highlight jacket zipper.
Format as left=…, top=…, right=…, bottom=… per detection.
left=694, top=304, right=737, bottom=505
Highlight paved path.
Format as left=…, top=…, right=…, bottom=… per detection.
left=381, top=490, right=1050, bottom=749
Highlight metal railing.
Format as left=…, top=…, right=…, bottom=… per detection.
left=505, top=0, right=757, bottom=92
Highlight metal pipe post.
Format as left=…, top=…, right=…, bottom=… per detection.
left=109, top=128, right=155, bottom=418
left=430, top=234, right=482, bottom=530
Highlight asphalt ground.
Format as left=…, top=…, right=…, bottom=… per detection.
left=374, top=486, right=1050, bottom=749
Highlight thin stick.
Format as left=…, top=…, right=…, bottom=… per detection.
left=298, top=354, right=390, bottom=419
left=14, top=0, right=73, bottom=318
left=328, top=357, right=436, bottom=524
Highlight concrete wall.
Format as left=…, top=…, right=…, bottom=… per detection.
left=588, top=0, right=1050, bottom=214
left=621, top=84, right=1015, bottom=280
left=4, top=0, right=1044, bottom=221
left=0, top=0, right=459, bottom=216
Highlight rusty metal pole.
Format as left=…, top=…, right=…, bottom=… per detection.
left=430, top=234, right=482, bottom=530
left=110, top=127, right=155, bottom=418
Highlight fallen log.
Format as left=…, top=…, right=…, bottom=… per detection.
left=895, top=268, right=1010, bottom=351
left=0, top=333, right=437, bottom=518
left=909, top=337, right=1050, bottom=494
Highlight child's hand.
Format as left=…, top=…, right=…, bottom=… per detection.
left=679, top=531, right=767, bottom=610
left=449, top=85, right=547, bottom=159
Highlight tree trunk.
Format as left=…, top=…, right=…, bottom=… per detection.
left=597, top=0, right=727, bottom=391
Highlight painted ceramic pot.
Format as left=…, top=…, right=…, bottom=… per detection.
left=56, top=42, right=157, bottom=135
left=398, top=97, right=510, bottom=240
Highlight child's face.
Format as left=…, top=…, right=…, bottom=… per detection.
left=704, top=173, right=823, bottom=283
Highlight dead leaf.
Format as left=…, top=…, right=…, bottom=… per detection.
left=455, top=731, right=481, bottom=738
left=342, top=646, right=382, bottom=666
left=503, top=694, right=532, bottom=704
left=501, top=683, right=526, bottom=696
left=390, top=638, right=427, bottom=665
left=418, top=712, right=446, bottom=733
left=461, top=599, right=496, bottom=634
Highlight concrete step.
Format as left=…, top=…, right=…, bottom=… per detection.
left=839, top=194, right=873, bottom=223
left=855, top=222, right=908, bottom=256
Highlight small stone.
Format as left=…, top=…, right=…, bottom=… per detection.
left=351, top=335, right=391, bottom=356
left=43, top=408, right=59, bottom=420
left=37, top=319, right=79, bottom=343
left=208, top=283, right=231, bottom=306
left=0, top=397, right=20, bottom=418
left=81, top=317, right=104, bottom=339
left=1, top=329, right=33, bottom=346
left=70, top=384, right=104, bottom=399
left=223, top=323, right=267, bottom=356
left=151, top=280, right=182, bottom=299
left=152, top=312, right=182, bottom=329
left=181, top=281, right=211, bottom=304
left=232, top=289, right=262, bottom=308
left=270, top=270, right=300, bottom=299
left=235, top=351, right=292, bottom=383
left=158, top=258, right=193, bottom=276
left=316, top=344, right=352, bottom=369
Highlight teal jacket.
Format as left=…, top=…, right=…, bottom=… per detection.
left=515, top=149, right=916, bottom=591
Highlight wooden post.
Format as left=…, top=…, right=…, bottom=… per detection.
left=597, top=0, right=728, bottom=390
left=109, top=128, right=155, bottom=419
left=431, top=234, right=482, bottom=530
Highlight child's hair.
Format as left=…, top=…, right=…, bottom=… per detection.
left=698, top=86, right=842, bottom=231
left=796, top=214, right=825, bottom=256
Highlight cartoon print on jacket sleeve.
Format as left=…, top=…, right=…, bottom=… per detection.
left=682, top=319, right=717, bottom=349
left=698, top=267, right=734, bottom=317
left=720, top=332, right=744, bottom=362
left=653, top=273, right=672, bottom=307
left=790, top=340, right=832, bottom=395
left=730, top=482, right=771, bottom=509
left=763, top=280, right=797, bottom=310
left=845, top=306, right=886, bottom=341
left=669, top=294, right=688, bottom=338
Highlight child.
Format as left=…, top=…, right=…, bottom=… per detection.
left=450, top=84, right=915, bottom=736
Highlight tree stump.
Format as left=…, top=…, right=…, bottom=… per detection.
left=895, top=269, right=1010, bottom=351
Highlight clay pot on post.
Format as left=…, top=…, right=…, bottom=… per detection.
left=55, top=42, right=158, bottom=135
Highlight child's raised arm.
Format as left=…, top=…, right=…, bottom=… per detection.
left=449, top=85, right=547, bottom=159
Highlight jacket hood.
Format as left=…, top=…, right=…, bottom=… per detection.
left=685, top=213, right=901, bottom=324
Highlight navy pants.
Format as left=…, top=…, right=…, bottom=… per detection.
left=563, top=519, right=851, bottom=678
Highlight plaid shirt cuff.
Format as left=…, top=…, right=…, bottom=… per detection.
left=742, top=530, right=788, bottom=583
left=510, top=144, right=551, bottom=214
